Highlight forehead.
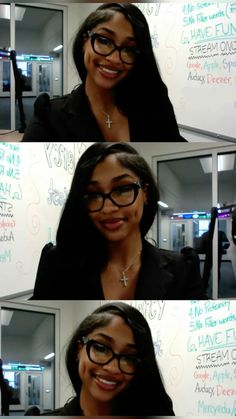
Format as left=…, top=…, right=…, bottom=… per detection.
left=92, top=11, right=135, bottom=39
left=89, top=154, right=137, bottom=183
left=88, top=315, right=135, bottom=346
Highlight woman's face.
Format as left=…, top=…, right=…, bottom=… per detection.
left=85, top=154, right=147, bottom=244
left=83, top=12, right=137, bottom=90
left=77, top=315, right=137, bottom=405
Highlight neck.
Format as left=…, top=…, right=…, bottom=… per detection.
left=80, top=387, right=113, bottom=416
left=108, top=232, right=143, bottom=268
left=85, top=77, right=115, bottom=112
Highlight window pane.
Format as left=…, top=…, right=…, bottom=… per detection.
left=0, top=3, right=11, bottom=130
left=1, top=308, right=55, bottom=414
left=15, top=5, right=63, bottom=128
left=157, top=156, right=212, bottom=298
left=218, top=152, right=236, bottom=298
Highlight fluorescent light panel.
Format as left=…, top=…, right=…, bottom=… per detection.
left=158, top=200, right=168, bottom=208
left=1, top=310, right=14, bottom=326
left=44, top=352, right=55, bottom=360
left=200, top=155, right=235, bottom=173
left=0, top=5, right=26, bottom=21
left=53, top=45, right=63, bottom=52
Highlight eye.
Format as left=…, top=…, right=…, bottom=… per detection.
left=84, top=191, right=101, bottom=201
left=113, top=184, right=134, bottom=196
left=92, top=342, right=110, bottom=354
left=121, top=354, right=141, bottom=366
left=96, top=35, right=113, bottom=47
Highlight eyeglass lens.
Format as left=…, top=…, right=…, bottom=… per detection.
left=88, top=341, right=139, bottom=374
left=84, top=183, right=140, bottom=212
left=92, top=33, right=137, bottom=64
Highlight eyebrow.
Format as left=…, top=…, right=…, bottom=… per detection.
left=88, top=174, right=137, bottom=186
left=96, top=27, right=136, bottom=42
left=93, top=332, right=137, bottom=349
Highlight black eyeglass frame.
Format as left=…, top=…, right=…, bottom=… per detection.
left=83, top=181, right=143, bottom=213
left=81, top=336, right=142, bottom=375
left=86, top=30, right=140, bottom=65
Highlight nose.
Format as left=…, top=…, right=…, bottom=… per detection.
left=102, top=357, right=120, bottom=374
left=106, top=48, right=122, bottom=65
left=101, top=197, right=119, bottom=213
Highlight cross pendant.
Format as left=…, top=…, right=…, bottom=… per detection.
left=105, top=114, right=113, bottom=129
left=120, top=272, right=128, bottom=287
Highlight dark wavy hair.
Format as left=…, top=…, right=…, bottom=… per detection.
left=56, top=142, right=159, bottom=272
left=65, top=302, right=174, bottom=415
left=72, top=3, right=180, bottom=139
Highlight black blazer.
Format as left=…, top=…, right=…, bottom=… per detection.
left=38, top=395, right=174, bottom=416
left=31, top=240, right=205, bottom=300
left=22, top=84, right=186, bottom=142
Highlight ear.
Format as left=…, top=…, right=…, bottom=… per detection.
left=76, top=341, right=83, bottom=362
left=143, top=184, right=148, bottom=205
left=82, top=34, right=89, bottom=53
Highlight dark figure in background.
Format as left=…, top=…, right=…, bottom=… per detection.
left=200, top=228, right=230, bottom=290
left=0, top=360, right=13, bottom=416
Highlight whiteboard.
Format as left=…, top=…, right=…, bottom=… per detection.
left=135, top=2, right=236, bottom=140
left=128, top=300, right=236, bottom=416
left=0, top=142, right=92, bottom=297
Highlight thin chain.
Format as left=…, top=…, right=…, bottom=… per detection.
left=110, top=248, right=142, bottom=287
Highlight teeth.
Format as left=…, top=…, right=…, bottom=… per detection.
left=98, top=377, right=117, bottom=385
left=100, top=66, right=119, bottom=74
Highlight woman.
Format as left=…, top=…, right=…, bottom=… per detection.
left=22, top=3, right=185, bottom=142
left=45, top=302, right=174, bottom=415
left=31, top=142, right=205, bottom=300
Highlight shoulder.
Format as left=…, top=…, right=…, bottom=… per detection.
left=40, top=397, right=81, bottom=416
left=34, top=85, right=83, bottom=116
left=143, top=240, right=184, bottom=266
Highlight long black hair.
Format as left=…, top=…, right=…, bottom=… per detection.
left=56, top=142, right=159, bottom=273
left=72, top=3, right=181, bottom=140
left=66, top=302, right=174, bottom=415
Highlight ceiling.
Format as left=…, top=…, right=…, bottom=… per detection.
left=2, top=309, right=52, bottom=337
left=0, top=5, right=60, bottom=31
left=159, top=155, right=236, bottom=186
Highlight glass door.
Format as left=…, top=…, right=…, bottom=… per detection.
left=26, top=373, right=42, bottom=410
left=1, top=307, right=55, bottom=414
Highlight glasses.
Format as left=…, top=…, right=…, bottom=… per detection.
left=87, top=31, right=140, bottom=65
left=81, top=336, right=142, bottom=375
left=83, top=181, right=143, bottom=212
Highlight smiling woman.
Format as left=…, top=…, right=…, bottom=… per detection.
left=30, top=142, right=205, bottom=300
left=22, top=3, right=185, bottom=142
left=42, top=302, right=175, bottom=415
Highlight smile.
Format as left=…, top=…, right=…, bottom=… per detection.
left=95, top=374, right=121, bottom=390
left=98, top=64, right=121, bottom=78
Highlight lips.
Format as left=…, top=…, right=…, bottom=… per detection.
left=97, top=64, right=122, bottom=79
left=94, top=374, right=121, bottom=391
left=100, top=218, right=125, bottom=231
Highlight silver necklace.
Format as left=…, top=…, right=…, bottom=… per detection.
left=102, top=111, right=113, bottom=129
left=112, top=248, right=142, bottom=287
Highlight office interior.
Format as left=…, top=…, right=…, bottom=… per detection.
left=0, top=2, right=235, bottom=142
left=0, top=299, right=235, bottom=416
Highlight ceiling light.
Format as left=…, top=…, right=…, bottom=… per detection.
left=200, top=155, right=235, bottom=173
left=44, top=353, right=55, bottom=360
left=53, top=45, right=63, bottom=52
left=1, top=310, right=14, bottom=326
left=0, top=5, right=26, bottom=21
left=158, top=200, right=168, bottom=208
